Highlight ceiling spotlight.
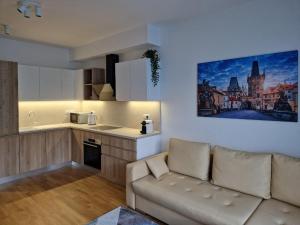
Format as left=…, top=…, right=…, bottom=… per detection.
left=35, top=5, right=42, bottom=17
left=24, top=7, right=31, bottom=18
left=17, top=0, right=42, bottom=18
left=0, top=24, right=11, bottom=35
left=17, top=2, right=27, bottom=14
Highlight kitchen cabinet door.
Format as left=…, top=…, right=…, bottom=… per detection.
left=71, top=129, right=83, bottom=164
left=62, top=69, right=75, bottom=100
left=46, top=129, right=71, bottom=165
left=115, top=61, right=131, bottom=101
left=74, top=69, right=84, bottom=100
left=0, top=135, right=19, bottom=178
left=20, top=132, right=47, bottom=173
left=18, top=65, right=40, bottom=101
left=115, top=58, right=160, bottom=101
left=39, top=67, right=62, bottom=100
left=130, top=58, right=148, bottom=100
left=0, top=61, right=19, bottom=137
left=101, top=154, right=127, bottom=186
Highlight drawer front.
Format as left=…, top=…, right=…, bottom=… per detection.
left=102, top=135, right=136, bottom=151
left=101, top=145, right=136, bottom=162
left=101, top=135, right=110, bottom=145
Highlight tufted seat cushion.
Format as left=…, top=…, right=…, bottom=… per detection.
left=246, top=198, right=300, bottom=225
left=132, top=172, right=262, bottom=225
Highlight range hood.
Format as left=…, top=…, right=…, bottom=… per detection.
left=92, top=84, right=115, bottom=101
left=92, top=54, right=119, bottom=101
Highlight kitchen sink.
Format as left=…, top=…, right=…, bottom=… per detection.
left=90, top=125, right=122, bottom=131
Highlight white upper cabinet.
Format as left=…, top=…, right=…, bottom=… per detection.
left=18, top=65, right=82, bottom=101
left=39, top=67, right=62, bottom=100
left=61, top=69, right=75, bottom=100
left=116, top=60, right=131, bottom=101
left=18, top=65, right=40, bottom=101
left=74, top=69, right=84, bottom=100
left=116, top=58, right=160, bottom=101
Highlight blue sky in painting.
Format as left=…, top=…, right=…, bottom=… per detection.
left=197, top=50, right=298, bottom=90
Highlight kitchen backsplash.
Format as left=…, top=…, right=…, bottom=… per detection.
left=81, top=101, right=161, bottom=131
left=19, top=101, right=161, bottom=131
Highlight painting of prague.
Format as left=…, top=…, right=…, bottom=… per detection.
left=197, top=50, right=298, bottom=122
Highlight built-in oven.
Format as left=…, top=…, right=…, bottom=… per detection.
left=83, top=139, right=101, bottom=170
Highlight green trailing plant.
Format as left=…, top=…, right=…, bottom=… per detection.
left=142, top=49, right=160, bottom=86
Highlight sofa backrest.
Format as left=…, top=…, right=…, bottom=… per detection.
left=168, top=138, right=210, bottom=180
left=272, top=154, right=300, bottom=207
left=212, top=145, right=272, bottom=199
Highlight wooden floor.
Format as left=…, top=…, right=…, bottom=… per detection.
left=0, top=166, right=126, bottom=225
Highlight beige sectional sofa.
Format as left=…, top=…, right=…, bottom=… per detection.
left=126, top=138, right=300, bottom=225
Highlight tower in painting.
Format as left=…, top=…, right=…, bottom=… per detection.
left=247, top=61, right=265, bottom=98
left=227, top=77, right=242, bottom=97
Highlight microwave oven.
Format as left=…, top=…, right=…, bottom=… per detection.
left=70, top=112, right=89, bottom=124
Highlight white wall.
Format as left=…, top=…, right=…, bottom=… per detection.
left=160, top=0, right=300, bottom=156
left=0, top=37, right=81, bottom=69
left=71, top=25, right=160, bottom=60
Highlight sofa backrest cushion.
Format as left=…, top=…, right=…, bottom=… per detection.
left=272, top=154, right=300, bottom=207
left=168, top=138, right=210, bottom=180
left=212, top=146, right=271, bottom=199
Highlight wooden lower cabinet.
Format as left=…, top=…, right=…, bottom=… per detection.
left=100, top=136, right=137, bottom=186
left=0, top=135, right=19, bottom=178
left=102, top=145, right=136, bottom=162
left=71, top=129, right=83, bottom=164
left=102, top=135, right=136, bottom=151
left=46, top=129, right=71, bottom=165
left=20, top=132, right=47, bottom=173
left=101, top=154, right=127, bottom=185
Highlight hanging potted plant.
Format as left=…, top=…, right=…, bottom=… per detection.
left=142, top=49, right=160, bottom=87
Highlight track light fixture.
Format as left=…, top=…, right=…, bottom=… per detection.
left=17, top=0, right=42, bottom=18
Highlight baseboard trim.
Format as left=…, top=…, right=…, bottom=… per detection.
left=0, top=161, right=72, bottom=185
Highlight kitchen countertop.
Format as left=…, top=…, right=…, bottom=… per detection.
left=19, top=123, right=160, bottom=140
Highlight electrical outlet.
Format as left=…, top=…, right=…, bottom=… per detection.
left=28, top=111, right=35, bottom=118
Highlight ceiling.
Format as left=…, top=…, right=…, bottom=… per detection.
left=0, top=0, right=248, bottom=48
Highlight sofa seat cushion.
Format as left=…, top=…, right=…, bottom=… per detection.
left=132, top=172, right=262, bottom=225
left=246, top=198, right=300, bottom=225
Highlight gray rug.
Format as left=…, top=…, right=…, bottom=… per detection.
left=87, top=207, right=158, bottom=225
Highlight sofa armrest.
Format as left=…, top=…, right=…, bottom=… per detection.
left=126, top=151, right=168, bottom=209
